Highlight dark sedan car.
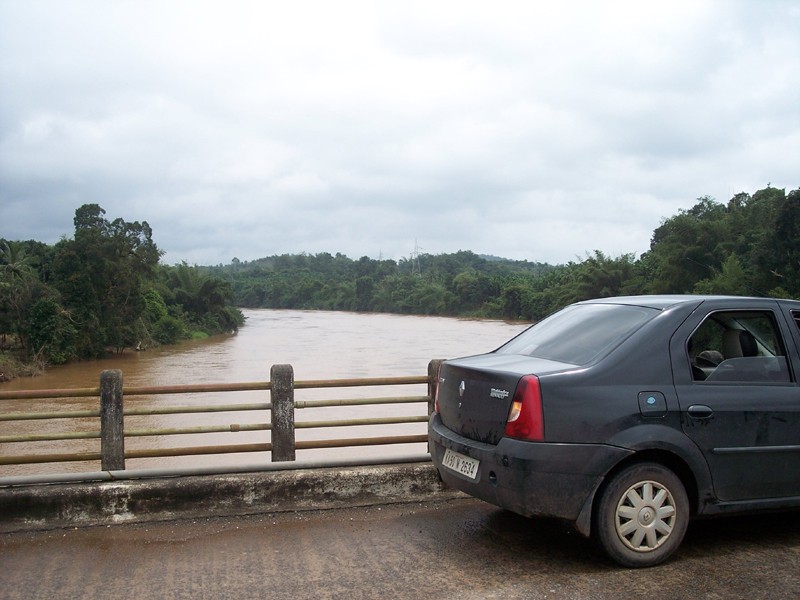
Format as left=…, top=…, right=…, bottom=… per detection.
left=429, top=295, right=800, bottom=567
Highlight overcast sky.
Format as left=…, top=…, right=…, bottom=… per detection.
left=1, top=1, right=798, bottom=266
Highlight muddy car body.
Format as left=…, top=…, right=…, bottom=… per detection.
left=429, top=295, right=800, bottom=566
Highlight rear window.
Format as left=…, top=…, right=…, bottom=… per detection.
left=496, top=303, right=658, bottom=365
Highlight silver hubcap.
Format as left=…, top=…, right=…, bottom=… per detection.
left=615, top=480, right=677, bottom=552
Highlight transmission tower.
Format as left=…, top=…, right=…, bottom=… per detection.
left=411, top=239, right=422, bottom=276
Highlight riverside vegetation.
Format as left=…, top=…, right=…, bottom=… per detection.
left=1, top=204, right=244, bottom=379
left=208, top=185, right=799, bottom=318
left=2, top=185, right=798, bottom=377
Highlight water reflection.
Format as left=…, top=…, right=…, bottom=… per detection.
left=1, top=309, right=528, bottom=475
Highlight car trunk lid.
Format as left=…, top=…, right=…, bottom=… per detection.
left=437, top=354, right=573, bottom=445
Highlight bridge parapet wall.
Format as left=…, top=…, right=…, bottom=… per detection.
left=1, top=360, right=456, bottom=532
left=0, top=461, right=461, bottom=533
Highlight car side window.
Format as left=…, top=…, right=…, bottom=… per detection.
left=688, top=310, right=792, bottom=383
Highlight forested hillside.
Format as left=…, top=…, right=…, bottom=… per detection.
left=2, top=185, right=797, bottom=375
left=206, top=185, right=799, bottom=322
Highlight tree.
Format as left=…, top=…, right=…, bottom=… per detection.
left=569, top=251, right=640, bottom=300
left=354, top=276, right=375, bottom=311
left=2, top=205, right=248, bottom=369
left=693, top=254, right=751, bottom=296
left=452, top=270, right=497, bottom=314
left=0, top=241, right=38, bottom=347
left=764, top=188, right=800, bottom=296
left=643, top=197, right=729, bottom=293
left=26, top=297, right=78, bottom=364
left=161, top=263, right=242, bottom=333
left=207, top=185, right=800, bottom=319
left=50, top=204, right=163, bottom=357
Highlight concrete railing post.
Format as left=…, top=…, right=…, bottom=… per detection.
left=428, top=359, right=444, bottom=417
left=427, top=359, right=444, bottom=454
left=270, top=364, right=295, bottom=462
left=100, top=369, right=125, bottom=471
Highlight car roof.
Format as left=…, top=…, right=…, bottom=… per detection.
left=575, top=294, right=783, bottom=311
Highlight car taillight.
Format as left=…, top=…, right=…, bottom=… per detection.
left=504, top=375, right=544, bottom=441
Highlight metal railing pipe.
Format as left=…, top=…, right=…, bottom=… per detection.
left=0, top=453, right=433, bottom=487
left=124, top=423, right=270, bottom=437
left=296, top=415, right=428, bottom=429
left=124, top=403, right=271, bottom=416
left=122, top=381, right=272, bottom=396
left=294, top=375, right=427, bottom=389
left=0, top=451, right=102, bottom=465
left=295, top=395, right=428, bottom=408
left=0, top=431, right=100, bottom=443
left=295, top=434, right=427, bottom=449
left=0, top=409, right=100, bottom=421
left=126, top=443, right=272, bottom=459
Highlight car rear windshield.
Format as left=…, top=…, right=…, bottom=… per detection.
left=496, top=303, right=659, bottom=365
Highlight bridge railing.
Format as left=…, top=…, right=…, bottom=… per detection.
left=0, top=360, right=444, bottom=474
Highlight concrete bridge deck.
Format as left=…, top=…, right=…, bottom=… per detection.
left=2, top=461, right=799, bottom=599
left=3, top=496, right=800, bottom=600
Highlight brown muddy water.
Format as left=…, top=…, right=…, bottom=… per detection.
left=1, top=309, right=528, bottom=476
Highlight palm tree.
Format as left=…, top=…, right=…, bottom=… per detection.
left=163, top=263, right=239, bottom=332
left=0, top=242, right=38, bottom=347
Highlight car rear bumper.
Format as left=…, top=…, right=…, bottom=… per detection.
left=429, top=413, right=633, bottom=523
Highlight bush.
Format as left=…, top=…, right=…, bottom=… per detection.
left=152, top=315, right=186, bottom=345
left=27, top=298, right=78, bottom=365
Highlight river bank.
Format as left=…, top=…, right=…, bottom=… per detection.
left=0, top=329, right=221, bottom=384
left=0, top=309, right=529, bottom=386
left=0, top=350, right=44, bottom=382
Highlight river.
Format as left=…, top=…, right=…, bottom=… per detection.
left=1, top=309, right=528, bottom=476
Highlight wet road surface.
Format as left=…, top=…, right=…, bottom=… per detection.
left=2, top=497, right=799, bottom=599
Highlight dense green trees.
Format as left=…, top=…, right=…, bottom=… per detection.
left=2, top=185, right=797, bottom=374
left=0, top=240, right=56, bottom=360
left=1, top=205, right=243, bottom=370
left=642, top=186, right=798, bottom=298
left=158, top=263, right=242, bottom=336
left=48, top=204, right=162, bottom=356
left=208, top=185, right=798, bottom=322
left=208, top=250, right=552, bottom=319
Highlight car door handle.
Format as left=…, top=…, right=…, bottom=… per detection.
left=687, top=404, right=714, bottom=419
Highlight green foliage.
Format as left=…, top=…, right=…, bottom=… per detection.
left=0, top=240, right=40, bottom=345
left=1, top=185, right=798, bottom=372
left=212, top=250, right=556, bottom=320
left=159, top=263, right=244, bottom=334
left=152, top=315, right=186, bottom=345
left=642, top=186, right=798, bottom=297
left=766, top=188, right=800, bottom=293
left=143, top=288, right=169, bottom=322
left=47, top=204, right=164, bottom=356
left=0, top=205, right=243, bottom=370
left=206, top=185, right=798, bottom=322
left=26, top=297, right=78, bottom=365
left=693, top=254, right=751, bottom=295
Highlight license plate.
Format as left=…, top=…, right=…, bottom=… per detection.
left=442, top=448, right=480, bottom=480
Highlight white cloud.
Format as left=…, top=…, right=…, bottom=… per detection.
left=1, top=0, right=798, bottom=265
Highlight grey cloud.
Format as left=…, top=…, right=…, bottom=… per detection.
left=1, top=1, right=798, bottom=266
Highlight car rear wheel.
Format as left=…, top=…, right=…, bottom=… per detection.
left=594, top=462, right=689, bottom=568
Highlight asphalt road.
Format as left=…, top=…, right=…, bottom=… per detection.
left=2, top=497, right=799, bottom=600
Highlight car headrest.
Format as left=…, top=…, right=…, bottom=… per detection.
left=722, top=329, right=758, bottom=358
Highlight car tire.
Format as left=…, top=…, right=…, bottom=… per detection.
left=593, top=462, right=689, bottom=568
